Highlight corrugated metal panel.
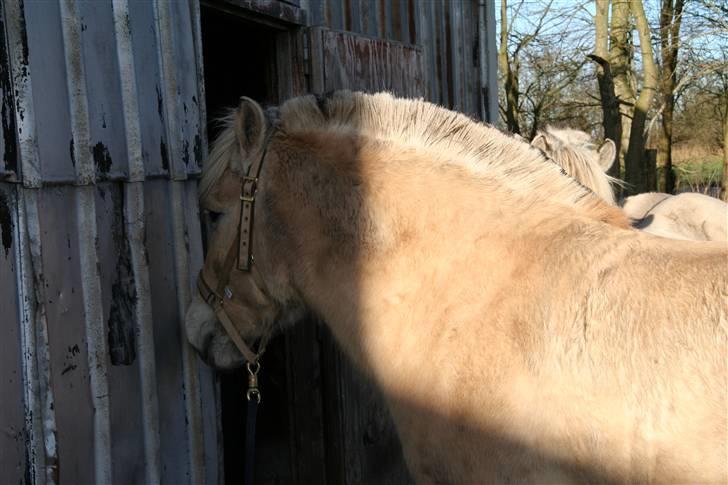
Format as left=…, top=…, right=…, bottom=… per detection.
left=307, top=0, right=498, bottom=121
left=0, top=183, right=25, bottom=485
left=0, top=3, right=18, bottom=182
left=1, top=1, right=219, bottom=484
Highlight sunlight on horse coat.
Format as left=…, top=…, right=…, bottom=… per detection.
left=624, top=191, right=728, bottom=241
left=531, top=127, right=618, bottom=205
left=187, top=92, right=728, bottom=484
left=533, top=126, right=728, bottom=242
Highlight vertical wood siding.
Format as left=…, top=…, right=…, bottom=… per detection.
left=0, top=1, right=219, bottom=484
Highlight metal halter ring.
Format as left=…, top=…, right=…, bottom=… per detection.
left=246, top=361, right=261, bottom=403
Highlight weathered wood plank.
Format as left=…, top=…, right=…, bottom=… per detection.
left=320, top=29, right=424, bottom=97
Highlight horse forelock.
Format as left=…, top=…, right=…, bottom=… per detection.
left=199, top=110, right=239, bottom=205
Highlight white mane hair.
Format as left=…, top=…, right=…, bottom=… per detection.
left=531, top=126, right=621, bottom=205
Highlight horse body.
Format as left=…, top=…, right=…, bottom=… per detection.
left=534, top=127, right=728, bottom=242
left=625, top=191, right=728, bottom=241
left=186, top=92, right=728, bottom=483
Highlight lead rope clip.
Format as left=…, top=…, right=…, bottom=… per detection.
left=246, top=361, right=261, bottom=403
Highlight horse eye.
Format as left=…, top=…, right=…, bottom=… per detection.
left=207, top=210, right=222, bottom=224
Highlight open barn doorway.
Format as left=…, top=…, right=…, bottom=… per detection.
left=200, top=5, right=292, bottom=484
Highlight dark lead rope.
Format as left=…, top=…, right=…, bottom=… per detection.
left=244, top=397, right=259, bottom=485
left=244, top=361, right=261, bottom=485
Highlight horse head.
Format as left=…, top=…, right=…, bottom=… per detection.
left=185, top=97, right=303, bottom=369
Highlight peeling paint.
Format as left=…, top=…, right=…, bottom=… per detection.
left=107, top=189, right=136, bottom=366
left=160, top=139, right=169, bottom=172
left=17, top=0, right=28, bottom=77
left=155, top=84, right=164, bottom=122
left=182, top=139, right=189, bottom=166
left=24, top=435, right=33, bottom=485
left=193, top=134, right=202, bottom=167
left=0, top=4, right=18, bottom=175
left=92, top=141, right=112, bottom=175
left=69, top=138, right=75, bottom=167
left=0, top=190, right=13, bottom=257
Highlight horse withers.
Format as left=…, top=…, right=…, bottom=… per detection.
left=186, top=92, right=728, bottom=484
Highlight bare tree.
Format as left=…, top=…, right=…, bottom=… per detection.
left=590, top=0, right=658, bottom=194
left=658, top=0, right=685, bottom=193
left=499, top=0, right=594, bottom=137
left=609, top=0, right=636, bottom=166
left=722, top=93, right=728, bottom=201
left=677, top=0, right=728, bottom=198
left=499, top=0, right=522, bottom=134
left=623, top=0, right=659, bottom=195
left=590, top=0, right=622, bottom=179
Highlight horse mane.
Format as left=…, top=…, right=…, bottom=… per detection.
left=201, top=91, right=627, bottom=226
left=534, top=126, right=621, bottom=205
left=199, top=109, right=239, bottom=202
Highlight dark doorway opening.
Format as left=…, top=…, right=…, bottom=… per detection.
left=201, top=6, right=279, bottom=140
left=200, top=6, right=293, bottom=484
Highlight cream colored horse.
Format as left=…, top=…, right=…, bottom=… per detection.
left=533, top=127, right=728, bottom=241
left=186, top=91, right=727, bottom=484
left=623, top=191, right=728, bottom=241
left=531, top=127, right=618, bottom=205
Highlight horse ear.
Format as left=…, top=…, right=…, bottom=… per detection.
left=531, top=133, right=549, bottom=152
left=235, top=97, right=267, bottom=163
left=597, top=139, right=616, bottom=172
left=200, top=98, right=267, bottom=212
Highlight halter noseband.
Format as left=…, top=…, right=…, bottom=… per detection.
left=197, top=127, right=277, bottom=364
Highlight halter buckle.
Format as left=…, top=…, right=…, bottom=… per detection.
left=241, top=176, right=258, bottom=203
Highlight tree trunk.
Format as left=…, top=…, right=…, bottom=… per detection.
left=658, top=0, right=684, bottom=194
left=721, top=93, right=728, bottom=202
left=645, top=148, right=657, bottom=191
left=592, top=0, right=623, bottom=182
left=499, top=0, right=521, bottom=134
left=624, top=0, right=658, bottom=195
left=609, top=0, right=635, bottom=165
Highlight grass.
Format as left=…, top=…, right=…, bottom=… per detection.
left=659, top=144, right=724, bottom=193
left=673, top=157, right=722, bottom=189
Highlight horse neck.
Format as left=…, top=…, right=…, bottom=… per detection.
left=262, top=133, right=627, bottom=374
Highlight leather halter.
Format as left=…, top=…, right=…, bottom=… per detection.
left=196, top=127, right=276, bottom=364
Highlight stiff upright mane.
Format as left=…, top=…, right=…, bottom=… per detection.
left=201, top=91, right=626, bottom=226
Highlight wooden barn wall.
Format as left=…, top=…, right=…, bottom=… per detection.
left=0, top=0, right=500, bottom=484
left=305, top=0, right=499, bottom=122
left=0, top=1, right=220, bottom=484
